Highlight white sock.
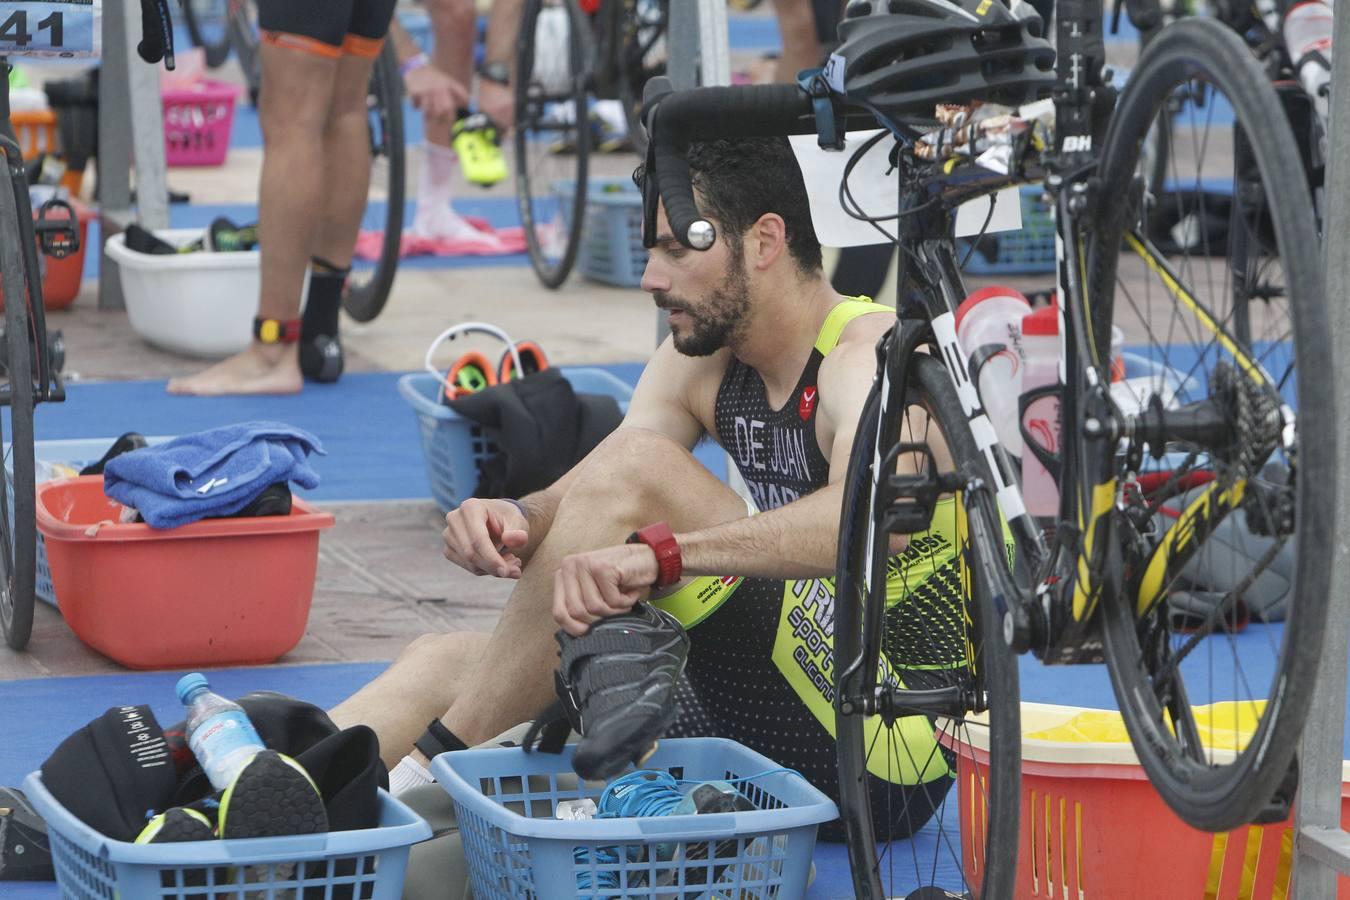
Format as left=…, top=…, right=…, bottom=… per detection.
left=410, top=142, right=505, bottom=247
left=389, top=755, right=435, bottom=796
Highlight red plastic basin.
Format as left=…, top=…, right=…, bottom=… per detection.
left=36, top=475, right=335, bottom=670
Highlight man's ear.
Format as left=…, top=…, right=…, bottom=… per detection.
left=748, top=213, right=788, bottom=272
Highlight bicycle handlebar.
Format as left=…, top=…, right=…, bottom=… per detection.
left=137, top=0, right=176, bottom=70
left=642, top=79, right=815, bottom=250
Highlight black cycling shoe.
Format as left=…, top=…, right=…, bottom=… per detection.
left=78, top=431, right=149, bottom=476
left=218, top=750, right=327, bottom=840
left=557, top=603, right=690, bottom=782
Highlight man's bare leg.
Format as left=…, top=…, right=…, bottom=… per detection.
left=331, top=631, right=489, bottom=769
left=311, top=51, right=381, bottom=267
left=167, top=44, right=339, bottom=396
left=429, top=428, right=749, bottom=750
left=771, top=0, right=824, bottom=84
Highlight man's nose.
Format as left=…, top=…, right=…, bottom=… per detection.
left=640, top=256, right=671, bottom=295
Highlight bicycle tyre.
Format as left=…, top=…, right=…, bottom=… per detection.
left=1088, top=17, right=1332, bottom=831
left=514, top=0, right=589, bottom=289
left=835, top=351, right=1020, bottom=899
left=181, top=0, right=233, bottom=68
left=342, top=43, right=406, bottom=324
left=228, top=0, right=262, bottom=106
left=0, top=164, right=38, bottom=652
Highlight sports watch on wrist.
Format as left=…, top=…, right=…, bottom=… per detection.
left=478, top=60, right=511, bottom=85
left=627, top=522, right=683, bottom=588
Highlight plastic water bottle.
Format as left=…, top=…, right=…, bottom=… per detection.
left=176, top=673, right=266, bottom=792
left=955, top=286, right=1032, bottom=454
left=1283, top=0, right=1334, bottom=131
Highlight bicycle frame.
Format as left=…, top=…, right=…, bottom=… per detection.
left=0, top=61, right=65, bottom=409
left=846, top=0, right=1285, bottom=674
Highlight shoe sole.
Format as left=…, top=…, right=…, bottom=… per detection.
left=219, top=751, right=327, bottom=840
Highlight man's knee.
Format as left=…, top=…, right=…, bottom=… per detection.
left=396, top=631, right=479, bottom=668
left=428, top=0, right=476, bottom=36
left=566, top=428, right=696, bottom=508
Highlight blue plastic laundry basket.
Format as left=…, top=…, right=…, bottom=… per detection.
left=558, top=178, right=648, bottom=287
left=397, top=367, right=634, bottom=513
left=957, top=184, right=1057, bottom=275
left=430, top=737, right=838, bottom=899
left=23, top=770, right=432, bottom=900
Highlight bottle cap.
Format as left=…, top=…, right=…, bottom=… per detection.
left=175, top=672, right=209, bottom=705
left=1022, top=301, right=1060, bottom=336
left=954, top=286, right=1030, bottom=332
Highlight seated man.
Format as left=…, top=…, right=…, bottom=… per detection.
left=330, top=136, right=963, bottom=840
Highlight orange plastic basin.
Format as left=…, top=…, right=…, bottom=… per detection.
left=36, top=475, right=335, bottom=670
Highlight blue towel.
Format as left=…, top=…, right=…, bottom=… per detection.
left=103, top=422, right=325, bottom=529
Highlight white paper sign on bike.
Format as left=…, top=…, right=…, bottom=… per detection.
left=789, top=128, right=1022, bottom=248
left=0, top=0, right=99, bottom=59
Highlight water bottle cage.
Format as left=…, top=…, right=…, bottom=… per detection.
left=1018, top=383, right=1063, bottom=482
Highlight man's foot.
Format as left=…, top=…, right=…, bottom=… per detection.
left=451, top=113, right=508, bottom=187
left=556, top=603, right=690, bottom=781
left=166, top=343, right=302, bottom=396
left=408, top=206, right=506, bottom=250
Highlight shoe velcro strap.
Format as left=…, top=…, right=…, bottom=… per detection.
left=574, top=661, right=653, bottom=698
left=558, top=629, right=665, bottom=672
left=523, top=698, right=574, bottom=756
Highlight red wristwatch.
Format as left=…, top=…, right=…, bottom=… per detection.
left=627, top=521, right=683, bottom=587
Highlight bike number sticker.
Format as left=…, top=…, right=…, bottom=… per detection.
left=0, top=0, right=99, bottom=59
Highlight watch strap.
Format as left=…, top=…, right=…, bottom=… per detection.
left=627, top=521, right=682, bottom=588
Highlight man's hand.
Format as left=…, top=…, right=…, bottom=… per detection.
left=553, top=544, right=659, bottom=636
left=442, top=498, right=529, bottom=578
left=405, top=63, right=469, bottom=121
left=478, top=80, right=515, bottom=132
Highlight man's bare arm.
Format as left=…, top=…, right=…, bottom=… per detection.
left=674, top=482, right=844, bottom=579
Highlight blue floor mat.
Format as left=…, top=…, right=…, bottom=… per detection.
left=26, top=365, right=725, bottom=502
left=5, top=627, right=1346, bottom=898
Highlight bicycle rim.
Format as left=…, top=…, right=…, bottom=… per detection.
left=1087, top=17, right=1331, bottom=831
left=0, top=164, right=37, bottom=651
left=342, top=43, right=405, bottom=324
left=514, top=0, right=589, bottom=289
left=835, top=352, right=1020, bottom=898
left=182, top=0, right=232, bottom=68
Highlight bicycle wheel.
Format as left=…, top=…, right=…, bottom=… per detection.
left=342, top=42, right=406, bottom=323
left=1087, top=17, right=1331, bottom=831
left=0, top=163, right=38, bottom=651
left=835, top=351, right=1020, bottom=899
left=228, top=0, right=262, bottom=106
left=514, top=0, right=589, bottom=289
left=616, top=0, right=667, bottom=158
left=181, top=0, right=233, bottom=68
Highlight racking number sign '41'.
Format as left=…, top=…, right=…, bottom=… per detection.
left=0, top=0, right=98, bottom=59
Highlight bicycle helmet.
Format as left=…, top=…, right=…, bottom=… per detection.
left=834, top=0, right=1056, bottom=117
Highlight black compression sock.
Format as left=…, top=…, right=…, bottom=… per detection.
left=300, top=256, right=347, bottom=382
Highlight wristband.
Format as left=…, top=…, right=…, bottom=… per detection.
left=626, top=521, right=683, bottom=588
left=503, top=498, right=527, bottom=519
left=400, top=52, right=429, bottom=77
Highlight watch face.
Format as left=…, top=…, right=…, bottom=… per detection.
left=481, top=62, right=511, bottom=85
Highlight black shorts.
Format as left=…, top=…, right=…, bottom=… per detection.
left=256, top=0, right=398, bottom=58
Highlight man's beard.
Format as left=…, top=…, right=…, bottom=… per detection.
left=654, top=255, right=751, bottom=357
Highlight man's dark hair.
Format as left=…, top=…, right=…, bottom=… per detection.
left=635, top=136, right=823, bottom=275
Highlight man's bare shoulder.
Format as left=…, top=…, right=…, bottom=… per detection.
left=821, top=307, right=894, bottom=375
